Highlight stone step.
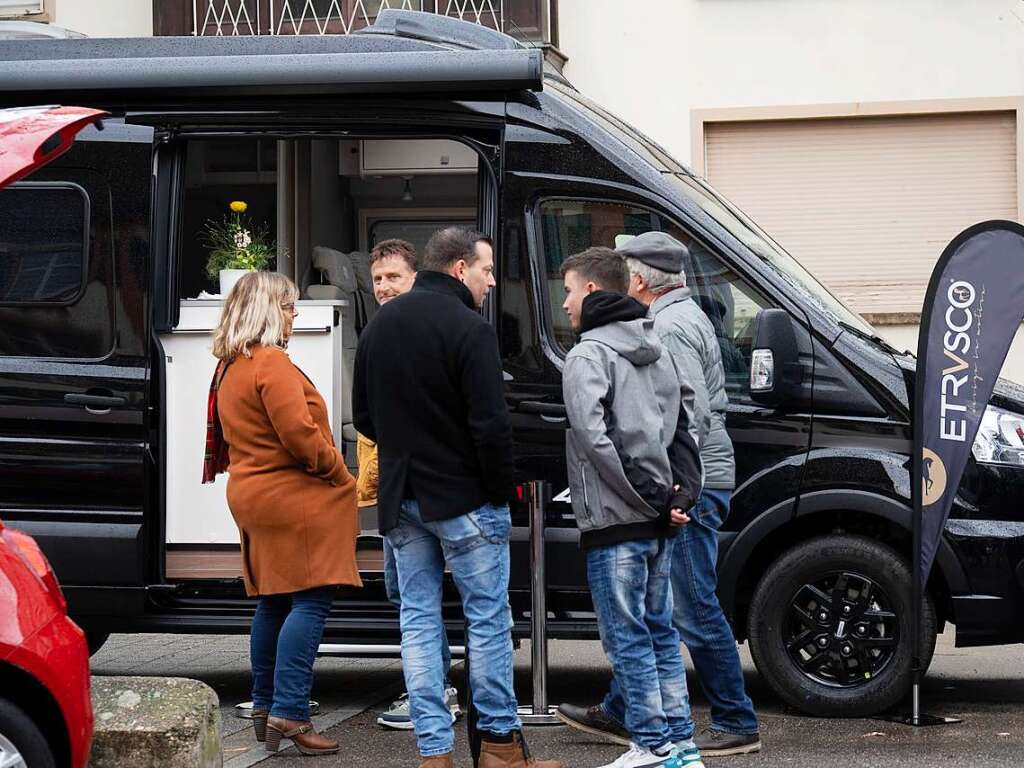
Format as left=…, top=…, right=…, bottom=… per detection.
left=90, top=676, right=221, bottom=768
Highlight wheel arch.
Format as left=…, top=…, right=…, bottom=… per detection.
left=719, top=489, right=967, bottom=640
left=0, top=660, right=70, bottom=768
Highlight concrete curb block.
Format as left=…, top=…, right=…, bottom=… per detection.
left=91, top=676, right=222, bottom=768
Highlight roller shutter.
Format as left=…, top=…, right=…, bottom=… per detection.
left=704, top=112, right=1018, bottom=316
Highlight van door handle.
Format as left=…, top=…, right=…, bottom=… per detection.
left=516, top=400, right=567, bottom=422
left=64, top=392, right=127, bottom=413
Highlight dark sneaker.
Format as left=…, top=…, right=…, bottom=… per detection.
left=555, top=703, right=630, bottom=746
left=693, top=728, right=762, bottom=756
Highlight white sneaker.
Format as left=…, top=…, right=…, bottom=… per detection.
left=445, top=686, right=463, bottom=721
left=597, top=742, right=679, bottom=768
left=376, top=687, right=462, bottom=730
left=674, top=744, right=705, bottom=768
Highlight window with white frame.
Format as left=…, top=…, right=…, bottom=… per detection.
left=0, top=0, right=45, bottom=18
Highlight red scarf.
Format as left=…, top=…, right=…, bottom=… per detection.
left=202, top=359, right=233, bottom=484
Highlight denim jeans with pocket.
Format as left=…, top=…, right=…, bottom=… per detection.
left=602, top=490, right=758, bottom=736
left=250, top=585, right=335, bottom=721
left=589, top=536, right=693, bottom=750
left=386, top=500, right=520, bottom=757
left=383, top=536, right=452, bottom=687
left=671, top=489, right=758, bottom=734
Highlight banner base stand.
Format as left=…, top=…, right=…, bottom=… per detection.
left=517, top=704, right=561, bottom=726
left=881, top=712, right=962, bottom=727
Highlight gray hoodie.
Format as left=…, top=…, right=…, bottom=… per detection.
left=563, top=292, right=701, bottom=549
left=650, top=286, right=735, bottom=489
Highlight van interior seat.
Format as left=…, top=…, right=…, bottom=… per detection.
left=304, top=246, right=378, bottom=463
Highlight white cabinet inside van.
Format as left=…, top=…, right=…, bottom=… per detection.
left=160, top=300, right=345, bottom=547
left=358, top=138, right=477, bottom=176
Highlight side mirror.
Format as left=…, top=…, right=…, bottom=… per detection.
left=749, top=308, right=804, bottom=407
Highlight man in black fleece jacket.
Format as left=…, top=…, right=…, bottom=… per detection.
left=558, top=247, right=704, bottom=768
left=353, top=227, right=560, bottom=768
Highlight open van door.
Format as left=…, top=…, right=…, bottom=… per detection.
left=0, top=105, right=155, bottom=643
left=0, top=106, right=107, bottom=187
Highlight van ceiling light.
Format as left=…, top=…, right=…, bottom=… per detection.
left=402, top=177, right=414, bottom=203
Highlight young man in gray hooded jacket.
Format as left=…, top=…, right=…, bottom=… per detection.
left=559, top=233, right=761, bottom=757
left=559, top=247, right=704, bottom=768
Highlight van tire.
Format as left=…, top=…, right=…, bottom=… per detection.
left=747, top=534, right=936, bottom=717
left=0, top=697, right=56, bottom=768
left=85, top=629, right=110, bottom=656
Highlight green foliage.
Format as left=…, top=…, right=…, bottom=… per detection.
left=203, top=208, right=276, bottom=280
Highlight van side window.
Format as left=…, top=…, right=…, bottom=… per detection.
left=0, top=183, right=87, bottom=305
left=0, top=173, right=116, bottom=359
left=537, top=199, right=770, bottom=399
left=687, top=242, right=769, bottom=399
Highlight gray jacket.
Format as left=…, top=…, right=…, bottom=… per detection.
left=650, top=286, right=736, bottom=489
left=563, top=315, right=690, bottom=544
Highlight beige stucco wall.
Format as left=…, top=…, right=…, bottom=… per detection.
left=51, top=0, right=152, bottom=37
left=877, top=324, right=1024, bottom=385
left=558, top=0, right=1024, bottom=167
left=558, top=0, right=1024, bottom=383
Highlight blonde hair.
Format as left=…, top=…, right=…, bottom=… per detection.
left=212, top=271, right=299, bottom=361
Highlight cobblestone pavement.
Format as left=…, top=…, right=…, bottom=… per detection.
left=91, top=627, right=1024, bottom=767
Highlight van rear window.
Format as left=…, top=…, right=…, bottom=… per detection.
left=0, top=183, right=88, bottom=305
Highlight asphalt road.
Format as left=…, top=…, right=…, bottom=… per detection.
left=91, top=627, right=1024, bottom=767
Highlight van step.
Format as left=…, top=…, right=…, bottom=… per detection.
left=317, top=643, right=466, bottom=658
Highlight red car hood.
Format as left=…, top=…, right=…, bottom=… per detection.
left=0, top=106, right=108, bottom=189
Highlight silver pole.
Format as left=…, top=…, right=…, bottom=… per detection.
left=518, top=480, right=560, bottom=725
left=912, top=679, right=920, bottom=726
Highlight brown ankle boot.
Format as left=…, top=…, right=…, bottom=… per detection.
left=479, top=732, right=561, bottom=768
left=251, top=710, right=269, bottom=743
left=265, top=716, right=339, bottom=755
left=419, top=753, right=454, bottom=768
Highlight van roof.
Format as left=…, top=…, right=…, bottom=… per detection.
left=0, top=11, right=542, bottom=99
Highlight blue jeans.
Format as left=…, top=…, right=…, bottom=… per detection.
left=673, top=490, right=758, bottom=734
left=589, top=537, right=694, bottom=750
left=386, top=500, right=519, bottom=757
left=604, top=490, right=758, bottom=736
left=250, top=585, right=335, bottom=721
left=383, top=537, right=452, bottom=686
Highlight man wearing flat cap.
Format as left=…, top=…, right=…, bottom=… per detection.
left=557, top=231, right=762, bottom=758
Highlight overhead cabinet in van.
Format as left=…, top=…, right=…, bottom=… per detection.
left=3, top=11, right=1024, bottom=720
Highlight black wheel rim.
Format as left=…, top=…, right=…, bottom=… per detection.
left=783, top=570, right=899, bottom=688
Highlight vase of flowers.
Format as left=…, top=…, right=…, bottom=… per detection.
left=203, top=200, right=275, bottom=296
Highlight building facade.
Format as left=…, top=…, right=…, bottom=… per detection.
left=0, top=0, right=152, bottom=37
left=7, top=0, right=1024, bottom=378
left=558, top=0, right=1024, bottom=380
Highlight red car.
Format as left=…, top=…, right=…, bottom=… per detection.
left=0, top=106, right=107, bottom=768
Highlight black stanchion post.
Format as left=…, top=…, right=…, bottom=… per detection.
left=517, top=480, right=560, bottom=726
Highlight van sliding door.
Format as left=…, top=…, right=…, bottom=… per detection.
left=0, top=120, right=154, bottom=623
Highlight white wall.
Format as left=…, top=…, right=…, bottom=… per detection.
left=52, top=0, right=152, bottom=37
left=559, top=0, right=1024, bottom=383
left=559, top=0, right=1024, bottom=166
left=880, top=324, right=1024, bottom=385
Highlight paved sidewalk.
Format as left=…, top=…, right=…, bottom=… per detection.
left=91, top=633, right=406, bottom=765
left=91, top=628, right=1024, bottom=767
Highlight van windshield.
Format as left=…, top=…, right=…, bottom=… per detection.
left=545, top=79, right=876, bottom=335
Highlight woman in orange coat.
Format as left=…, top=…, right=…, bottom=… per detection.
left=210, top=271, right=360, bottom=756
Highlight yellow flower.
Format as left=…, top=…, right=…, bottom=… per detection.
left=229, top=200, right=248, bottom=213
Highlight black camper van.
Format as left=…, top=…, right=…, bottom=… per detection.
left=2, top=12, right=1024, bottom=719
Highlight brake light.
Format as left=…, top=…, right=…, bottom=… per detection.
left=3, top=528, right=67, bottom=612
